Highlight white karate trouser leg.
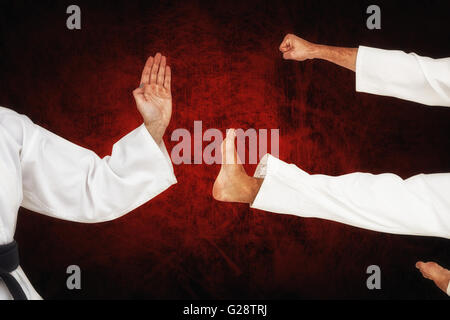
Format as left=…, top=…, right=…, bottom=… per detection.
left=251, top=154, right=450, bottom=240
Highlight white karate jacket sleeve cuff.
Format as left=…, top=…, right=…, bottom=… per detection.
left=356, top=46, right=450, bottom=107
left=251, top=154, right=450, bottom=239
left=447, top=282, right=450, bottom=296
left=20, top=116, right=177, bottom=223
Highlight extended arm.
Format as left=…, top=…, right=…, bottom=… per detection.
left=279, top=34, right=357, bottom=71
left=280, top=34, right=450, bottom=106
left=17, top=53, right=177, bottom=223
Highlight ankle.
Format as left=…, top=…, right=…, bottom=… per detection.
left=243, top=176, right=263, bottom=204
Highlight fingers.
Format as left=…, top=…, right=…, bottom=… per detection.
left=140, top=56, right=154, bottom=85
left=415, top=261, right=425, bottom=270
left=150, top=52, right=162, bottom=84
left=416, top=261, right=450, bottom=293
left=157, top=55, right=166, bottom=86
left=137, top=52, right=172, bottom=96
left=283, top=51, right=294, bottom=60
left=416, top=261, right=430, bottom=279
left=280, top=34, right=297, bottom=60
left=164, top=66, right=171, bottom=91
left=415, top=261, right=450, bottom=294
left=279, top=34, right=293, bottom=52
left=416, top=261, right=441, bottom=280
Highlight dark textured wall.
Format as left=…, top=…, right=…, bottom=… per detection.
left=0, top=0, right=449, bottom=299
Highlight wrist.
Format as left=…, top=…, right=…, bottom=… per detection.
left=246, top=177, right=264, bottom=204
left=145, top=122, right=166, bottom=145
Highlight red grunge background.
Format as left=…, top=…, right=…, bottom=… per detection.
left=0, top=0, right=449, bottom=299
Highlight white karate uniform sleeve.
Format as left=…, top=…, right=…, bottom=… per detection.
left=356, top=46, right=450, bottom=107
left=251, top=154, right=450, bottom=239
left=251, top=47, right=450, bottom=239
left=19, top=114, right=177, bottom=223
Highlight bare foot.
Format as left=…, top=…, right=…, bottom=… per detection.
left=416, top=261, right=450, bottom=294
left=212, top=129, right=263, bottom=204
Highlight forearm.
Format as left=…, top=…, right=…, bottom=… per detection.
left=312, top=44, right=358, bottom=72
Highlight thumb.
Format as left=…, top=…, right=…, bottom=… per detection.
left=279, top=42, right=289, bottom=53
left=282, top=50, right=295, bottom=60
left=133, top=87, right=145, bottom=103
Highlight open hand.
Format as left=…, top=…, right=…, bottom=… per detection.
left=133, top=53, right=172, bottom=145
left=416, top=261, right=450, bottom=295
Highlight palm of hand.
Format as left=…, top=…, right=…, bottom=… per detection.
left=137, top=83, right=172, bottom=127
left=133, top=53, right=172, bottom=143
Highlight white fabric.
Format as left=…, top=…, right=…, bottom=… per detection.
left=251, top=154, right=450, bottom=239
left=252, top=47, right=450, bottom=238
left=0, top=106, right=177, bottom=299
left=356, top=46, right=450, bottom=107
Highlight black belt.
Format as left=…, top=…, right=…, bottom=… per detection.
left=0, top=241, right=27, bottom=300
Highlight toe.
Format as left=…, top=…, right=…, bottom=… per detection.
left=223, top=129, right=236, bottom=164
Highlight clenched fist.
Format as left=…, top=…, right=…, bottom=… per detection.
left=279, top=34, right=318, bottom=61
